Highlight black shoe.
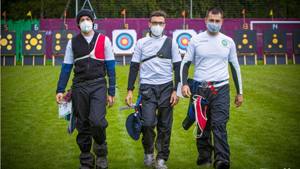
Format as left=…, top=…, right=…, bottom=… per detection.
left=197, top=158, right=212, bottom=167
left=79, top=152, right=95, bottom=169
left=214, top=161, right=230, bottom=169
left=79, top=165, right=93, bottom=169
left=96, top=156, right=108, bottom=169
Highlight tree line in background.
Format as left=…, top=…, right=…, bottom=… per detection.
left=1, top=0, right=300, bottom=20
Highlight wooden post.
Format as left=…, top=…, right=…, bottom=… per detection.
left=255, top=54, right=257, bottom=65
left=33, top=55, right=35, bottom=66
left=293, top=54, right=295, bottom=64
left=43, top=55, right=46, bottom=66
left=52, top=55, right=55, bottom=66
left=3, top=56, right=5, bottom=66
left=14, top=55, right=16, bottom=66
left=123, top=55, right=126, bottom=66
left=263, top=54, right=266, bottom=65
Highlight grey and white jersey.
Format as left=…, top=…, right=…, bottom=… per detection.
left=181, top=31, right=243, bottom=94
left=131, top=35, right=181, bottom=85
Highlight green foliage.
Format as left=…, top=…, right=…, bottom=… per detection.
left=1, top=65, right=300, bottom=169
left=1, top=0, right=300, bottom=20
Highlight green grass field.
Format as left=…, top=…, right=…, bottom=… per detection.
left=1, top=65, right=300, bottom=169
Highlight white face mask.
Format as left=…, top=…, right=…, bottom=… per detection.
left=150, top=25, right=164, bottom=37
left=80, top=20, right=93, bottom=33
left=206, top=22, right=222, bottom=33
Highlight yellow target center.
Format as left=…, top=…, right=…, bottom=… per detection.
left=242, top=39, right=248, bottom=45
left=181, top=38, right=189, bottom=45
left=7, top=34, right=12, bottom=40
left=67, top=34, right=73, bottom=39
left=26, top=45, right=31, bottom=50
left=37, top=34, right=42, bottom=40
left=55, top=33, right=61, bottom=39
left=26, top=34, right=31, bottom=39
left=0, top=39, right=8, bottom=46
left=272, top=38, right=278, bottom=44
left=7, top=45, right=12, bottom=50
left=55, top=45, right=61, bottom=51
left=121, top=38, right=128, bottom=45
left=36, top=45, right=42, bottom=50
left=30, top=38, right=38, bottom=46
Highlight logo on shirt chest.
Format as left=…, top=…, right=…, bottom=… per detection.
left=221, top=39, right=228, bottom=47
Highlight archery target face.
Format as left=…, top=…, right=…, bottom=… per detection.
left=112, top=30, right=137, bottom=54
left=234, top=30, right=257, bottom=53
left=22, top=31, right=46, bottom=55
left=177, top=33, right=192, bottom=50
left=263, top=30, right=286, bottom=53
left=1, top=31, right=16, bottom=55
left=116, top=33, right=133, bottom=50
left=52, top=30, right=76, bottom=55
left=173, top=30, right=197, bottom=54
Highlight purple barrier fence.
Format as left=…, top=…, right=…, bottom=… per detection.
left=40, top=18, right=300, bottom=59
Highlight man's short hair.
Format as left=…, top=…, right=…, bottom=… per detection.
left=149, top=10, right=167, bottom=20
left=206, top=7, right=224, bottom=18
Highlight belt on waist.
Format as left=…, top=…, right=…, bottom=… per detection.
left=197, top=80, right=229, bottom=88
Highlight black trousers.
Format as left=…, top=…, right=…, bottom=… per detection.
left=139, top=81, right=174, bottom=161
left=195, top=84, right=230, bottom=165
left=72, top=79, right=108, bottom=167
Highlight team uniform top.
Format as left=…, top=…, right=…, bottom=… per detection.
left=64, top=33, right=114, bottom=64
left=131, top=35, right=181, bottom=85
left=56, top=32, right=116, bottom=96
left=181, top=31, right=243, bottom=94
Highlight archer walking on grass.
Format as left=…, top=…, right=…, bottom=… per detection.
left=180, top=7, right=243, bottom=169
left=56, top=9, right=116, bottom=169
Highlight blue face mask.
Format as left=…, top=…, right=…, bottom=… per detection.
left=206, top=22, right=221, bottom=33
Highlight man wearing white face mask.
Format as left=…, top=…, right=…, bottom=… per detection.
left=55, top=9, right=115, bottom=169
left=125, top=10, right=181, bottom=169
left=180, top=7, right=243, bottom=169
